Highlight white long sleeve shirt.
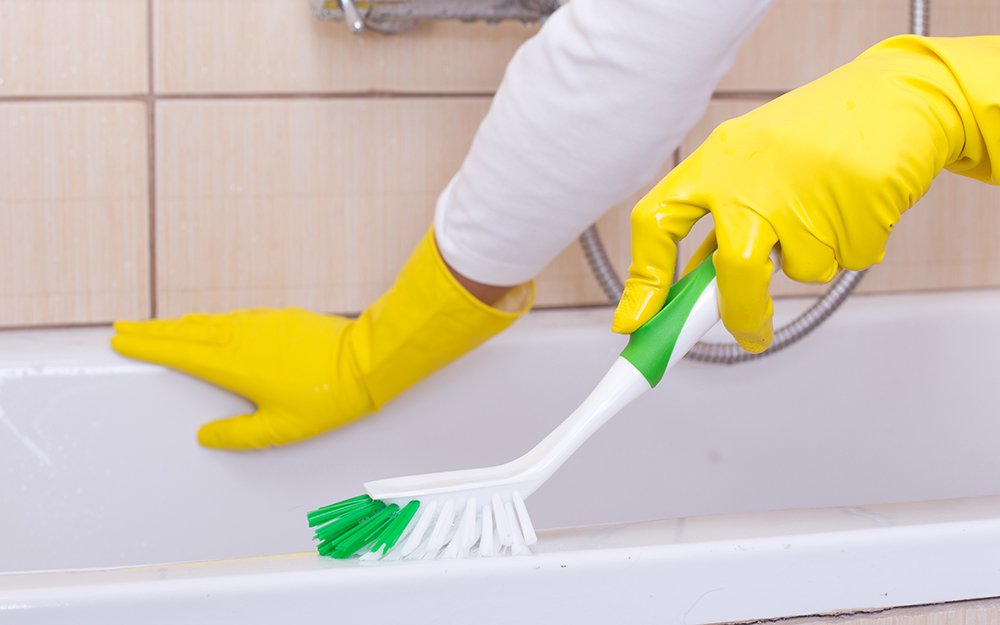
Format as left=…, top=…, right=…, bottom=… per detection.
left=434, top=0, right=775, bottom=286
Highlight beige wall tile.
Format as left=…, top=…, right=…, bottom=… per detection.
left=677, top=97, right=1000, bottom=299
left=933, top=0, right=1000, bottom=36
left=155, top=97, right=660, bottom=317
left=532, top=241, right=611, bottom=309
left=0, top=0, right=147, bottom=96
left=0, top=102, right=149, bottom=327
left=718, top=0, right=910, bottom=92
left=155, top=0, right=536, bottom=94
left=155, top=98, right=485, bottom=316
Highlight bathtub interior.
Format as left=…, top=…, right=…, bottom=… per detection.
left=2, top=289, right=1000, bottom=574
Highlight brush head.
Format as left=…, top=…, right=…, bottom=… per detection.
left=307, top=495, right=419, bottom=558
left=311, top=355, right=656, bottom=560
left=307, top=490, right=537, bottom=560
left=306, top=356, right=656, bottom=560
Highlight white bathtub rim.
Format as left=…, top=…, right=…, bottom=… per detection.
left=7, top=492, right=1000, bottom=580
left=3, top=285, right=1000, bottom=361
left=2, top=522, right=999, bottom=625
left=4, top=494, right=1000, bottom=624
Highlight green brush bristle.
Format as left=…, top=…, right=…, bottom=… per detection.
left=307, top=494, right=372, bottom=527
left=308, top=495, right=421, bottom=559
left=330, top=504, right=398, bottom=558
left=370, top=500, right=420, bottom=555
left=313, top=500, right=384, bottom=542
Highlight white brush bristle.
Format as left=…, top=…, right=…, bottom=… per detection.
left=492, top=492, right=513, bottom=547
left=364, top=492, right=534, bottom=562
left=479, top=503, right=495, bottom=557
left=512, top=490, right=537, bottom=545
left=400, top=499, right=437, bottom=557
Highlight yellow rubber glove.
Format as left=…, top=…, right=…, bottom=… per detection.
left=112, top=229, right=533, bottom=449
left=614, top=35, right=1000, bottom=352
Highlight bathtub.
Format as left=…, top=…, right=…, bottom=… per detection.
left=2, top=289, right=1000, bottom=624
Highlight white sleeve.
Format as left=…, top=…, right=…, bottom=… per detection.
left=434, top=0, right=775, bottom=286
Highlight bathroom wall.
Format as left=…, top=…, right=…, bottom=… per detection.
left=0, top=0, right=997, bottom=328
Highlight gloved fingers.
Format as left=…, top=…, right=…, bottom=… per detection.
left=197, top=407, right=314, bottom=450
left=680, top=228, right=718, bottom=278
left=613, top=193, right=710, bottom=334
left=113, top=313, right=235, bottom=346
left=773, top=228, right=841, bottom=284
left=198, top=412, right=277, bottom=450
left=713, top=208, right=779, bottom=354
left=111, top=328, right=245, bottom=388
left=111, top=312, right=252, bottom=382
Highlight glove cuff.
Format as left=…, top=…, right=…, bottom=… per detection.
left=352, top=227, right=534, bottom=409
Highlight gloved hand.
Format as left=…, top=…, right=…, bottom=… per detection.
left=613, top=35, right=1000, bottom=352
left=112, top=229, right=533, bottom=449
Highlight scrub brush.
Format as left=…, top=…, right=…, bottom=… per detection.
left=308, top=251, right=777, bottom=560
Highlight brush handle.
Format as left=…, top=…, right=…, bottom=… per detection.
left=620, top=255, right=720, bottom=387
left=621, top=247, right=782, bottom=387
left=507, top=256, right=727, bottom=493
left=364, top=251, right=777, bottom=504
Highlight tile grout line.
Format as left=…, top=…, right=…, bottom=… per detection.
left=712, top=90, right=786, bottom=100
left=147, top=0, right=157, bottom=319
left=0, top=321, right=115, bottom=332
left=0, top=92, right=497, bottom=103
left=0, top=94, right=148, bottom=103
left=0, top=90, right=784, bottom=105
left=153, top=90, right=498, bottom=100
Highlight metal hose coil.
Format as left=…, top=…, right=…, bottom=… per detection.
left=578, top=225, right=627, bottom=303
left=911, top=0, right=929, bottom=37
left=684, top=268, right=867, bottom=363
left=577, top=224, right=868, bottom=365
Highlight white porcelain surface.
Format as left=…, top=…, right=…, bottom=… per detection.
left=2, top=290, right=1000, bottom=622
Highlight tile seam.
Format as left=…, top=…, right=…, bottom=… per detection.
left=712, top=90, right=786, bottom=100
left=0, top=321, right=116, bottom=332
left=0, top=91, right=779, bottom=104
left=147, top=0, right=157, bottom=319
left=0, top=95, right=148, bottom=103
left=154, top=90, right=497, bottom=100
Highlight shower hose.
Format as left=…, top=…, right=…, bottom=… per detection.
left=578, top=224, right=867, bottom=364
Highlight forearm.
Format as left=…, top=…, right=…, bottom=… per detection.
left=434, top=0, right=776, bottom=286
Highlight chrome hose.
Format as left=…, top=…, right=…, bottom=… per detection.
left=577, top=224, right=869, bottom=364
left=578, top=224, right=626, bottom=303
left=684, top=268, right=868, bottom=363
left=912, top=0, right=929, bottom=37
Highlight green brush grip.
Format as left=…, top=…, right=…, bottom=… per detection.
left=620, top=255, right=717, bottom=388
